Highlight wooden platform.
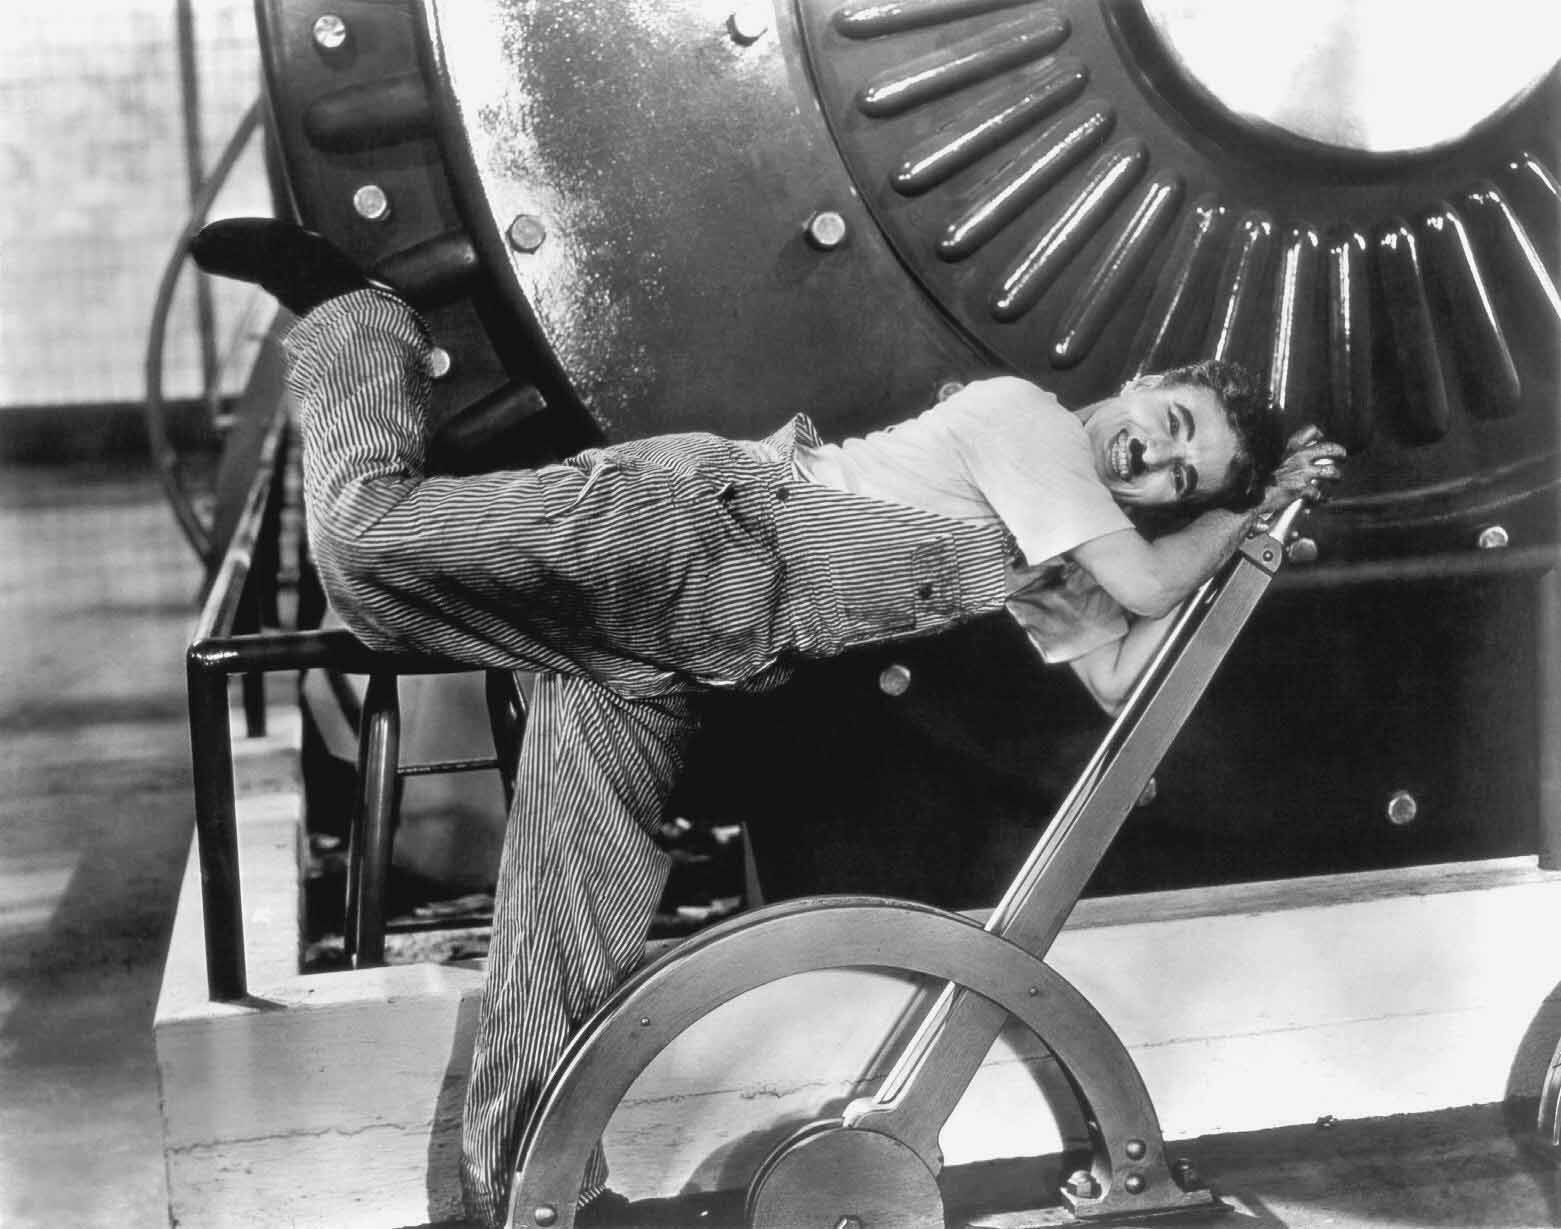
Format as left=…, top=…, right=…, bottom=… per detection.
left=154, top=699, right=1561, bottom=1228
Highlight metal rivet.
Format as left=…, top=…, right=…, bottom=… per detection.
left=833, top=1218, right=863, bottom=1229
left=1064, top=1169, right=1099, bottom=1200
left=1028, top=985, right=1039, bottom=996
left=352, top=184, right=390, bottom=222
left=1124, top=1173, right=1147, bottom=1195
left=508, top=214, right=548, bottom=253
left=804, top=210, right=848, bottom=250
left=1135, top=777, right=1157, bottom=808
left=878, top=664, right=912, bottom=697
left=1386, top=789, right=1418, bottom=826
left=1286, top=536, right=1319, bottom=564
left=1476, top=525, right=1510, bottom=550
left=936, top=380, right=965, bottom=402
left=1125, top=1138, right=1146, bottom=1161
left=533, top=1206, right=557, bottom=1227
left=1261, top=548, right=1275, bottom=563
left=312, top=13, right=348, bottom=51
left=639, top=1016, right=651, bottom=1027
left=728, top=5, right=769, bottom=43
left=425, top=347, right=452, bottom=380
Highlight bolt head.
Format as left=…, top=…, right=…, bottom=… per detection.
left=532, top=1206, right=557, bottom=1227
left=1064, top=1169, right=1099, bottom=1200
left=352, top=184, right=390, bottom=222
left=833, top=1218, right=864, bottom=1229
left=508, top=214, right=548, bottom=253
left=1124, top=1173, right=1147, bottom=1195
left=1386, top=789, right=1418, bottom=826
left=1286, top=536, right=1319, bottom=564
left=728, top=5, right=770, bottom=44
left=1476, top=525, right=1510, bottom=550
left=878, top=664, right=912, bottom=697
left=312, top=13, right=349, bottom=51
left=1124, top=1138, right=1146, bottom=1160
left=425, top=347, right=452, bottom=380
left=805, top=210, right=848, bottom=250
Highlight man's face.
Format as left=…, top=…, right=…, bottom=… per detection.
left=1082, top=378, right=1240, bottom=508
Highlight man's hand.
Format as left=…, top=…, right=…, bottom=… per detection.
left=1074, top=426, right=1346, bottom=618
left=1259, top=425, right=1347, bottom=516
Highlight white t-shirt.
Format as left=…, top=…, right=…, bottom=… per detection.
left=795, top=376, right=1132, bottom=663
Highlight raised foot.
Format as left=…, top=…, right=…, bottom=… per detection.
left=189, top=217, right=378, bottom=315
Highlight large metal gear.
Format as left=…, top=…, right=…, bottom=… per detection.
left=798, top=0, right=1560, bottom=555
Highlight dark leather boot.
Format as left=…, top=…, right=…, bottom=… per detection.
left=190, top=217, right=382, bottom=315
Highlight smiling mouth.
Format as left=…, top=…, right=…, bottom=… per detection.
left=1109, top=429, right=1136, bottom=481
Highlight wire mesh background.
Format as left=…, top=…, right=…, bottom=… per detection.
left=0, top=2, right=274, bottom=410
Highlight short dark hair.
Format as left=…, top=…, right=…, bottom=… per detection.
left=1156, top=358, right=1286, bottom=509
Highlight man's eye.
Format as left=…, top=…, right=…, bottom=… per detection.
left=1173, top=463, right=1187, bottom=495
left=1168, top=409, right=1179, bottom=437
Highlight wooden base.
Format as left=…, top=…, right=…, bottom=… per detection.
left=155, top=706, right=1561, bottom=1227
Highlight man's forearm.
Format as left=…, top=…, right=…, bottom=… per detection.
left=1140, top=506, right=1259, bottom=613
left=1072, top=506, right=1261, bottom=618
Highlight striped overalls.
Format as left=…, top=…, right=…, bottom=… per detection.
left=285, top=293, right=1012, bottom=1225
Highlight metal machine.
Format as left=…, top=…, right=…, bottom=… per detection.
left=252, top=0, right=1560, bottom=902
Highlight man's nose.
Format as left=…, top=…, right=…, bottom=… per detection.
left=1137, top=437, right=1173, bottom=471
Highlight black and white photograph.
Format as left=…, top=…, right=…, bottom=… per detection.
left=2, top=2, right=1559, bottom=1226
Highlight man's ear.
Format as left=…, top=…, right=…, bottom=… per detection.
left=1120, top=372, right=1164, bottom=394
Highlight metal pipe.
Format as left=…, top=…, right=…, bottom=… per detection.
left=352, top=675, right=402, bottom=966
left=190, top=404, right=286, bottom=630
left=238, top=583, right=269, bottom=737
left=187, top=650, right=247, bottom=1001
left=188, top=628, right=458, bottom=677
left=1539, top=565, right=1561, bottom=870
left=175, top=0, right=220, bottom=414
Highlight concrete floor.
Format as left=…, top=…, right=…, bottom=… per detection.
left=0, top=463, right=198, bottom=1227
left=1, top=459, right=1558, bottom=1229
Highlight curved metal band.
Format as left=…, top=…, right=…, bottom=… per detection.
left=508, top=896, right=1167, bottom=1227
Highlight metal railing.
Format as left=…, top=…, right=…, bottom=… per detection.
left=184, top=425, right=482, bottom=999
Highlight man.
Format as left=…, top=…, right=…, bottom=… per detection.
left=192, top=219, right=1344, bottom=1226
